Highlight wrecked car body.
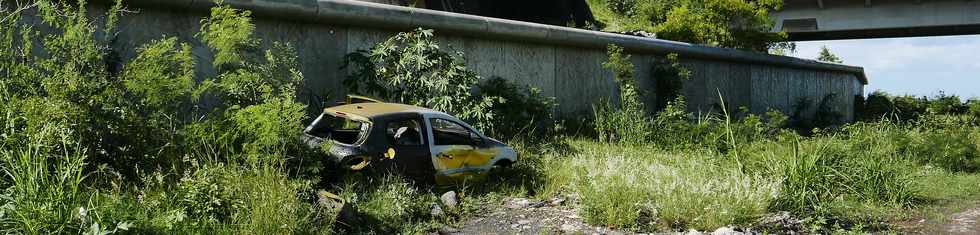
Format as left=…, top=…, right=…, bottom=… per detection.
left=303, top=102, right=518, bottom=184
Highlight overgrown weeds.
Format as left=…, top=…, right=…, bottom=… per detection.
left=543, top=141, right=778, bottom=231
left=3, top=1, right=980, bottom=234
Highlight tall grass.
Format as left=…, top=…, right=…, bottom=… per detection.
left=0, top=125, right=88, bottom=234
left=544, top=141, right=779, bottom=231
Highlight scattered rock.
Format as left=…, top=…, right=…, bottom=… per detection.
left=517, top=219, right=532, bottom=225
left=685, top=229, right=704, bottom=235
left=756, top=211, right=804, bottom=233
left=505, top=198, right=531, bottom=209
left=440, top=191, right=458, bottom=210
left=549, top=197, right=566, bottom=206
left=431, top=203, right=445, bottom=217
left=548, top=197, right=565, bottom=206
left=437, top=226, right=460, bottom=235
left=560, top=223, right=577, bottom=233
left=711, top=227, right=743, bottom=235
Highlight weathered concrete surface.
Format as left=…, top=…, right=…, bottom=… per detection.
left=19, top=0, right=866, bottom=120
left=773, top=0, right=980, bottom=40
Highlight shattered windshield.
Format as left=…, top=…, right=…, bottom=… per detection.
left=305, top=113, right=371, bottom=145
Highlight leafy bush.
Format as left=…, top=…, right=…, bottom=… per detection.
left=475, top=77, right=558, bottom=138
left=652, top=53, right=691, bottom=110
left=342, top=28, right=499, bottom=130
left=860, top=91, right=895, bottom=121
left=593, top=44, right=653, bottom=144
left=0, top=1, right=323, bottom=233
left=588, top=0, right=787, bottom=52
left=892, top=95, right=928, bottom=121
left=859, top=91, right=975, bottom=123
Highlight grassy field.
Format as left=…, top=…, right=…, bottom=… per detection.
left=4, top=1, right=980, bottom=234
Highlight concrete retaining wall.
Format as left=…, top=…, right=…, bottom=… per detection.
left=26, top=0, right=867, bottom=120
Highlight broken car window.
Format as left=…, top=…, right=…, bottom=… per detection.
left=304, top=113, right=370, bottom=145
left=386, top=119, right=423, bottom=146
left=430, top=118, right=482, bottom=146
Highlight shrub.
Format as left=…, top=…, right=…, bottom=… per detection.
left=593, top=44, right=652, bottom=144
left=926, top=92, right=969, bottom=115
left=474, top=77, right=558, bottom=139
left=342, top=28, right=499, bottom=131
left=860, top=91, right=894, bottom=121
left=969, top=99, right=980, bottom=122
left=589, top=0, right=786, bottom=52
left=652, top=53, right=691, bottom=110
left=0, top=1, right=322, bottom=233
left=892, top=95, right=928, bottom=121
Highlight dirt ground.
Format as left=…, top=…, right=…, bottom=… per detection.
left=441, top=198, right=980, bottom=235
left=438, top=197, right=630, bottom=235
left=899, top=204, right=980, bottom=235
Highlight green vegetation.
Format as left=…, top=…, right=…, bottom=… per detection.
left=586, top=0, right=790, bottom=52
left=3, top=1, right=980, bottom=234
left=342, top=28, right=499, bottom=131
left=817, top=45, right=843, bottom=63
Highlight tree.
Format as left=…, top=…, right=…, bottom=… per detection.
left=816, top=46, right=843, bottom=63
left=587, top=0, right=787, bottom=52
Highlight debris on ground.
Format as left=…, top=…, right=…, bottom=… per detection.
left=316, top=190, right=357, bottom=223
left=431, top=203, right=446, bottom=217
left=754, top=211, right=804, bottom=234
left=441, top=191, right=459, bottom=210
left=710, top=226, right=742, bottom=235
left=447, top=196, right=625, bottom=234
left=445, top=196, right=811, bottom=234
left=943, top=207, right=980, bottom=234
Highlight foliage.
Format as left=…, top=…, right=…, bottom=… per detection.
left=652, top=53, right=691, bottom=110
left=593, top=44, right=652, bottom=144
left=5, top=1, right=980, bottom=234
left=544, top=141, right=779, bottom=231
left=816, top=46, right=843, bottom=63
left=858, top=90, right=974, bottom=123
left=342, top=28, right=499, bottom=131
left=197, top=4, right=258, bottom=68
left=474, top=77, right=558, bottom=138
left=587, top=0, right=787, bottom=52
left=0, top=1, right=324, bottom=233
left=336, top=173, right=438, bottom=234
left=742, top=124, right=918, bottom=225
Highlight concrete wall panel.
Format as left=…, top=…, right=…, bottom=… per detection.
left=17, top=0, right=867, bottom=121
left=554, top=48, right=615, bottom=117
left=461, top=39, right=557, bottom=98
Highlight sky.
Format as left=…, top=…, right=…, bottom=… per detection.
left=789, top=35, right=980, bottom=99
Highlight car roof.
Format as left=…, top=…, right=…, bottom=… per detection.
left=323, top=102, right=444, bottom=119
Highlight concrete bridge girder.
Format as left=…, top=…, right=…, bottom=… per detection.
left=773, top=0, right=980, bottom=40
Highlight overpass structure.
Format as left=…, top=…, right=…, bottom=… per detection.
left=772, top=0, right=980, bottom=41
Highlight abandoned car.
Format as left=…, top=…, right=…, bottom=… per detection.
left=303, top=101, right=518, bottom=184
